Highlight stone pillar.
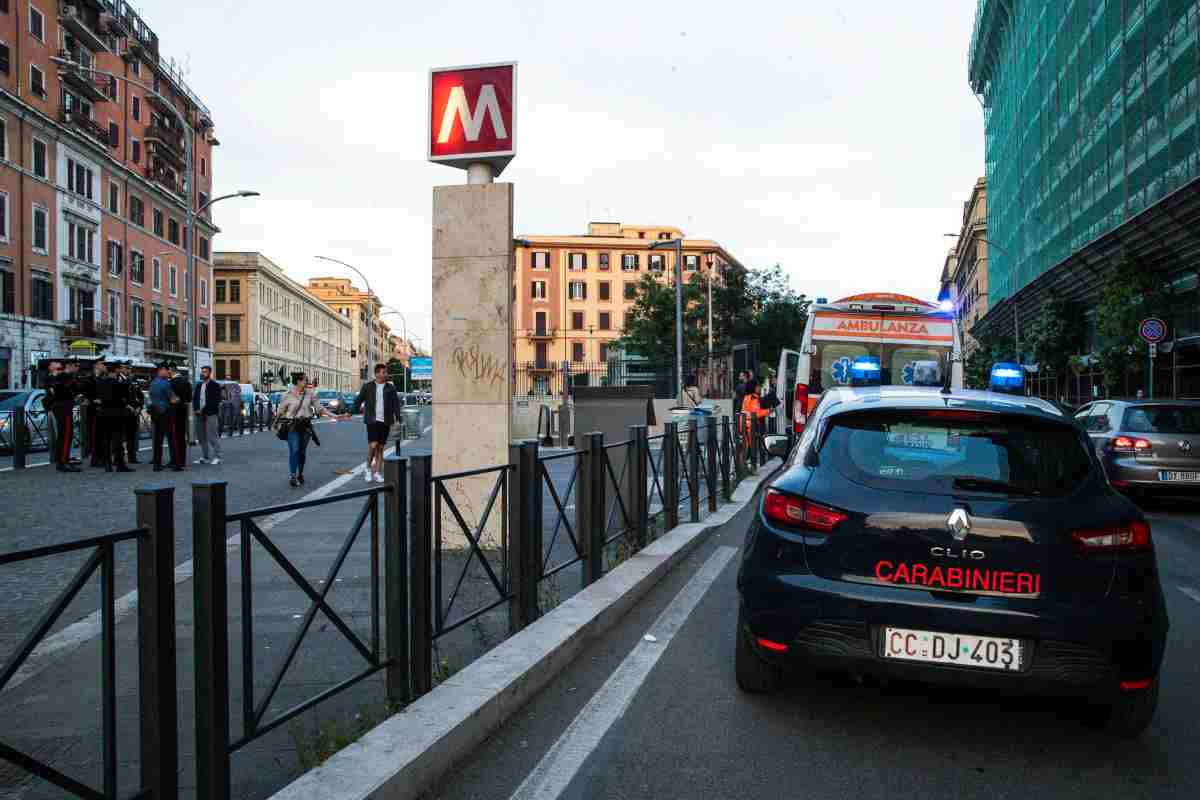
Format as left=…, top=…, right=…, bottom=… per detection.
left=432, top=183, right=514, bottom=548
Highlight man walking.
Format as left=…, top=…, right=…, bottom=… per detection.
left=148, top=364, right=179, bottom=472
left=355, top=363, right=400, bottom=483
left=193, top=365, right=222, bottom=465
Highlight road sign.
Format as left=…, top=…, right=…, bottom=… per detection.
left=428, top=62, right=516, bottom=174
left=1149, top=342, right=1158, bottom=358
left=411, top=356, right=432, bottom=381
left=1139, top=317, right=1167, bottom=344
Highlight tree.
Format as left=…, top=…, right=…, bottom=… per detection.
left=964, top=331, right=1015, bottom=390
left=613, top=273, right=708, bottom=363
left=1092, top=254, right=1168, bottom=390
left=1023, top=292, right=1085, bottom=396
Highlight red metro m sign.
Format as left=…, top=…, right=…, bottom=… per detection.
left=428, top=62, right=516, bottom=175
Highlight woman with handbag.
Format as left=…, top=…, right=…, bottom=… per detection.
left=274, top=374, right=341, bottom=487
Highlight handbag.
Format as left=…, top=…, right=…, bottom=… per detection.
left=275, top=418, right=293, bottom=441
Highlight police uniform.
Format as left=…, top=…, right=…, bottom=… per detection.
left=76, top=369, right=99, bottom=466
left=45, top=367, right=80, bottom=472
left=94, top=369, right=131, bottom=471
left=120, top=367, right=144, bottom=462
left=168, top=372, right=191, bottom=468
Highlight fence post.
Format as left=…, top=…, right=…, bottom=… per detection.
left=687, top=420, right=700, bottom=523
left=735, top=413, right=747, bottom=476
left=628, top=425, right=648, bottom=546
left=706, top=416, right=718, bottom=512
left=576, top=431, right=605, bottom=586
left=383, top=455, right=411, bottom=705
left=507, top=440, right=541, bottom=632
left=136, top=485, right=178, bottom=800
left=409, top=454, right=433, bottom=696
left=12, top=407, right=26, bottom=470
left=193, top=480, right=230, bottom=800
left=720, top=416, right=733, bottom=500
left=663, top=421, right=679, bottom=530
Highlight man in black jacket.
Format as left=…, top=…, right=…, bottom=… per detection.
left=94, top=361, right=133, bottom=472
left=192, top=366, right=223, bottom=465
left=355, top=363, right=400, bottom=483
left=117, top=362, right=143, bottom=463
left=168, top=365, right=192, bottom=469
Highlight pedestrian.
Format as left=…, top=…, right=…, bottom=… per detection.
left=193, top=365, right=223, bottom=465
left=355, top=363, right=401, bottom=484
left=148, top=364, right=180, bottom=472
left=79, top=361, right=100, bottom=467
left=732, top=370, right=748, bottom=423
left=118, top=362, right=143, bottom=463
left=274, top=373, right=341, bottom=487
left=168, top=366, right=192, bottom=469
left=45, top=360, right=80, bottom=473
left=93, top=360, right=133, bottom=473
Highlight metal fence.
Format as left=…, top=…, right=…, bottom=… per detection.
left=514, top=354, right=738, bottom=400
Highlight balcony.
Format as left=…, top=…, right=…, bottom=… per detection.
left=146, top=90, right=176, bottom=116
left=60, top=106, right=110, bottom=145
left=146, top=335, right=185, bottom=356
left=146, top=136, right=184, bottom=169
left=57, top=53, right=111, bottom=103
left=60, top=3, right=111, bottom=54
left=528, top=326, right=555, bottom=339
left=147, top=163, right=184, bottom=197
left=63, top=319, right=114, bottom=341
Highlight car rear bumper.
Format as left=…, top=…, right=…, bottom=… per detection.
left=1103, top=455, right=1200, bottom=489
left=739, top=572, right=1167, bottom=692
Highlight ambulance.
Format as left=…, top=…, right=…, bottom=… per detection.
left=774, top=293, right=963, bottom=434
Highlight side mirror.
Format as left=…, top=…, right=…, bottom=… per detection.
left=763, top=434, right=791, bottom=459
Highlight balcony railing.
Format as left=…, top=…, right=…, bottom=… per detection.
left=146, top=335, right=185, bottom=355
left=63, top=319, right=115, bottom=340
left=147, top=138, right=185, bottom=169
left=147, top=163, right=184, bottom=197
left=144, top=123, right=184, bottom=155
left=57, top=52, right=111, bottom=103
left=60, top=105, right=110, bottom=144
left=60, top=3, right=111, bottom=54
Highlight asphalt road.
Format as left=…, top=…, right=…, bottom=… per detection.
left=433, top=494, right=1200, bottom=800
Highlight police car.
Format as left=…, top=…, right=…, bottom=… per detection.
left=736, top=362, right=1169, bottom=737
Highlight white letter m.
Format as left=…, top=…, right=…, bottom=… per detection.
left=437, top=84, right=507, bottom=144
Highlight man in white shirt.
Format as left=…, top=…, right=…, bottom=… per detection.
left=192, top=366, right=222, bottom=465
left=355, top=363, right=400, bottom=483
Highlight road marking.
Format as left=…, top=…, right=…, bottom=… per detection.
left=1, top=423, right=432, bottom=695
left=1180, top=586, right=1200, bottom=605
left=510, top=545, right=737, bottom=800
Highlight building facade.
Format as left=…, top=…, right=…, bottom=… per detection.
left=212, top=252, right=352, bottom=392
left=512, top=222, right=742, bottom=372
left=939, top=177, right=989, bottom=352
left=305, top=277, right=385, bottom=382
left=0, top=0, right=218, bottom=388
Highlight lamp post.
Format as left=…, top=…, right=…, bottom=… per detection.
left=649, top=238, right=685, bottom=402
left=315, top=255, right=376, bottom=382
left=50, top=56, right=258, bottom=377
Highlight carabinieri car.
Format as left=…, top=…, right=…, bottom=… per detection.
left=736, top=384, right=1169, bottom=737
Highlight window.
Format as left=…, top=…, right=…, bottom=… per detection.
left=0, top=43, right=9, bottom=76
left=568, top=281, right=586, bottom=300
left=150, top=308, right=161, bottom=338
left=531, top=251, right=550, bottom=269
left=200, top=278, right=208, bottom=307
left=108, top=182, right=119, bottom=214
left=68, top=286, right=93, bottom=324
left=215, top=317, right=226, bottom=342
left=599, top=311, right=611, bottom=330
left=598, top=281, right=610, bottom=301
left=198, top=236, right=209, bottom=260
left=229, top=317, right=241, bottom=342
left=228, top=359, right=241, bottom=381
left=534, top=310, right=547, bottom=335
left=198, top=320, right=208, bottom=348
left=200, top=156, right=206, bottom=176
left=599, top=342, right=610, bottom=362
left=598, top=252, right=610, bottom=270
left=572, top=342, right=585, bottom=362
left=167, top=218, right=179, bottom=245
left=152, top=257, right=161, bottom=291
left=129, top=195, right=144, bottom=226
left=0, top=191, right=8, bottom=241
left=621, top=254, right=639, bottom=271
left=28, top=5, right=43, bottom=41
left=0, top=117, right=5, bottom=160
left=67, top=221, right=95, bottom=263
left=568, top=252, right=587, bottom=270
left=108, top=121, right=119, bottom=149
left=107, top=241, right=123, bottom=277
left=152, top=208, right=163, bottom=237
left=131, top=302, right=145, bottom=336
left=66, top=158, right=93, bottom=200
left=531, top=280, right=546, bottom=299
left=215, top=358, right=225, bottom=380
left=31, top=274, right=52, bottom=320
left=1, top=265, right=13, bottom=314
left=215, top=279, right=225, bottom=303
left=107, top=290, right=120, bottom=332
left=130, top=251, right=144, bottom=284
left=31, top=203, right=46, bottom=252
left=684, top=254, right=699, bottom=270
left=131, top=138, right=141, bottom=164
left=184, top=270, right=190, bottom=301
left=571, top=311, right=584, bottom=330
left=168, top=264, right=177, bottom=296
left=131, top=96, right=140, bottom=121
left=31, top=138, right=46, bottom=178
left=229, top=280, right=240, bottom=303
left=658, top=232, right=671, bottom=240
left=623, top=282, right=637, bottom=300
left=649, top=254, right=664, bottom=271
left=130, top=59, right=139, bottom=77
left=29, top=64, right=44, bottom=98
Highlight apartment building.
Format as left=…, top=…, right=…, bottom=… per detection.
left=0, top=0, right=219, bottom=388
left=939, top=177, right=989, bottom=353
left=513, top=222, right=742, bottom=370
left=306, top=277, right=386, bottom=381
left=212, top=252, right=353, bottom=391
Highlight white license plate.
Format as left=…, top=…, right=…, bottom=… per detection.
left=882, top=627, right=1021, bottom=672
left=1159, top=470, right=1200, bottom=482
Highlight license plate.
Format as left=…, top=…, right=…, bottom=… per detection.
left=1159, top=470, right=1200, bottom=482
left=882, top=627, right=1021, bottom=672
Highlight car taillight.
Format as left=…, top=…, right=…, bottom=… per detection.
left=1070, top=520, right=1153, bottom=552
left=792, top=383, right=809, bottom=433
left=1111, top=436, right=1152, bottom=453
left=763, top=488, right=847, bottom=532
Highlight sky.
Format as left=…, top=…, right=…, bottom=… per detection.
left=148, top=0, right=985, bottom=346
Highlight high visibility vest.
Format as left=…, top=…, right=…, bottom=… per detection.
left=741, top=394, right=763, bottom=436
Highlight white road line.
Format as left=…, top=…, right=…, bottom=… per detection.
left=1, top=423, right=432, bottom=695
left=1180, top=586, right=1200, bottom=605
left=510, top=545, right=737, bottom=800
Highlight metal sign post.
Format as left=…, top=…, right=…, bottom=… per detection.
left=1138, top=318, right=1167, bottom=401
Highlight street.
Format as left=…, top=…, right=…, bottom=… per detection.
left=432, top=494, right=1200, bottom=800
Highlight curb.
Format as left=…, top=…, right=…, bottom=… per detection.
left=268, top=468, right=773, bottom=800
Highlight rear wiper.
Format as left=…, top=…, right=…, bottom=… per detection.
left=951, top=476, right=1041, bottom=496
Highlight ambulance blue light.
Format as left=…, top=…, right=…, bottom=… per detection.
left=850, top=357, right=882, bottom=386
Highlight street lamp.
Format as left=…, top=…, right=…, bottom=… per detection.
left=50, top=56, right=259, bottom=377
left=315, top=255, right=377, bottom=381
left=379, top=307, right=412, bottom=393
left=649, top=237, right=685, bottom=402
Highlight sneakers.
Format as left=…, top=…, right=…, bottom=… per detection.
left=195, top=458, right=209, bottom=465
left=290, top=476, right=299, bottom=487
left=210, top=458, right=221, bottom=465
left=364, top=470, right=374, bottom=484
left=373, top=472, right=384, bottom=484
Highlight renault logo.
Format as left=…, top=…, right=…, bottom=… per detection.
left=947, top=508, right=972, bottom=542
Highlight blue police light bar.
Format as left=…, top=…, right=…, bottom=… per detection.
left=850, top=356, right=882, bottom=386
left=990, top=362, right=1024, bottom=394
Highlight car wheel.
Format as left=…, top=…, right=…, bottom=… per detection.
left=735, top=606, right=781, bottom=694
left=1104, top=681, right=1159, bottom=738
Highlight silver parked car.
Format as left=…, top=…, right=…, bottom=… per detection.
left=1075, top=400, right=1200, bottom=495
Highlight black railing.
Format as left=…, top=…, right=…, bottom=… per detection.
left=63, top=319, right=115, bottom=339
left=513, top=354, right=738, bottom=399
left=0, top=488, right=177, bottom=799
left=59, top=106, right=110, bottom=144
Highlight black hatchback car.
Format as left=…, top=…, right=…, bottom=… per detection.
left=736, top=386, right=1169, bottom=736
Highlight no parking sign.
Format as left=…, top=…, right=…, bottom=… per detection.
left=1139, top=318, right=1167, bottom=344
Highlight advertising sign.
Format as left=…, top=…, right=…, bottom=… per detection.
left=411, top=356, right=433, bottom=381
left=1139, top=317, right=1167, bottom=344
left=429, top=62, right=516, bottom=174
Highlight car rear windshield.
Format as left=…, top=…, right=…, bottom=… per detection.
left=1122, top=405, right=1200, bottom=434
left=821, top=411, right=1093, bottom=497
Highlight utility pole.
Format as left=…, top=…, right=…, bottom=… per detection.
left=649, top=237, right=686, bottom=402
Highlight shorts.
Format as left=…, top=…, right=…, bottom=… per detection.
left=366, top=421, right=390, bottom=444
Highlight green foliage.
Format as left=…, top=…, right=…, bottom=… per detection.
left=963, top=331, right=1015, bottom=390
left=613, top=274, right=708, bottom=363
left=1092, top=255, right=1167, bottom=388
left=1023, top=293, right=1085, bottom=389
